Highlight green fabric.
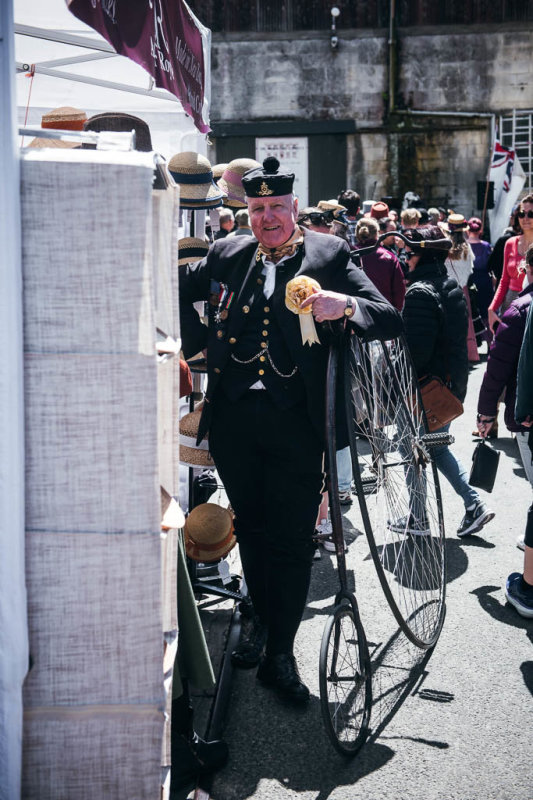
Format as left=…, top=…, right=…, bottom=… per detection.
left=172, top=530, right=216, bottom=699
left=516, top=302, right=533, bottom=423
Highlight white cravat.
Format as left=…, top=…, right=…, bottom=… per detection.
left=261, top=252, right=292, bottom=300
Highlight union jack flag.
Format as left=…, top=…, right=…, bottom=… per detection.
left=492, top=141, right=516, bottom=193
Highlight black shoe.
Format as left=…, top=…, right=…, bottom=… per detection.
left=231, top=616, right=267, bottom=668
left=171, top=732, right=228, bottom=790
left=257, top=653, right=310, bottom=705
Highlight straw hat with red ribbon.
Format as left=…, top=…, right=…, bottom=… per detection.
left=185, top=503, right=236, bottom=562
left=28, top=106, right=87, bottom=149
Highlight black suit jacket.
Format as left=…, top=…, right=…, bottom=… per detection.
left=180, top=228, right=403, bottom=443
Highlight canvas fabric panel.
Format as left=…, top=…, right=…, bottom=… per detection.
left=21, top=150, right=156, bottom=357
left=22, top=705, right=163, bottom=800
left=25, top=352, right=159, bottom=535
left=23, top=531, right=163, bottom=707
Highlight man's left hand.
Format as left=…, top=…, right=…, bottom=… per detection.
left=300, top=290, right=353, bottom=323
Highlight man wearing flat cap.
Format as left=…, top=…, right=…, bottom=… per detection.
left=179, top=157, right=402, bottom=705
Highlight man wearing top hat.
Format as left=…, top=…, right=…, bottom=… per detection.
left=179, top=157, right=402, bottom=706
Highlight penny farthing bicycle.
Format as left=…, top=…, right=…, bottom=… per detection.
left=317, top=231, right=453, bottom=756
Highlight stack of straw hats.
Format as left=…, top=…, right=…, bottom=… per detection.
left=184, top=503, right=236, bottom=562
left=28, top=106, right=87, bottom=149
left=178, top=237, right=209, bottom=266
left=168, top=151, right=226, bottom=210
left=217, top=158, right=261, bottom=208
left=179, top=408, right=215, bottom=468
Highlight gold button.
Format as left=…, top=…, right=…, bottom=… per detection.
left=229, top=337, right=236, bottom=344
left=217, top=330, right=224, bottom=339
left=264, top=306, right=270, bottom=313
left=259, top=356, right=266, bottom=362
left=262, top=330, right=268, bottom=337
left=258, top=369, right=265, bottom=376
left=242, top=305, right=250, bottom=314
left=257, top=278, right=263, bottom=285
left=263, top=319, right=270, bottom=325
left=214, top=367, right=221, bottom=374
left=260, top=342, right=268, bottom=349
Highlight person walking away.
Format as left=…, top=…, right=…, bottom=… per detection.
left=467, top=216, right=494, bottom=347
left=353, top=216, right=406, bottom=311
left=444, top=214, right=479, bottom=363
left=401, top=226, right=495, bottom=538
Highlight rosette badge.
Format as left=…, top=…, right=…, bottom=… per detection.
left=285, top=276, right=321, bottom=346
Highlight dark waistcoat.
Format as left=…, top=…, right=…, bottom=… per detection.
left=219, top=256, right=306, bottom=408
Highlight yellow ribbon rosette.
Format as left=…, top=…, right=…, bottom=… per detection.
left=285, top=275, right=321, bottom=346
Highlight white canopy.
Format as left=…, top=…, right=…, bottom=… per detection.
left=14, top=0, right=210, bottom=157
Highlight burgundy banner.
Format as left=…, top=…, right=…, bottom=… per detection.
left=67, top=0, right=209, bottom=133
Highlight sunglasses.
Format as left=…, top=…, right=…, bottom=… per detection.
left=517, top=210, right=533, bottom=219
left=302, top=213, right=331, bottom=226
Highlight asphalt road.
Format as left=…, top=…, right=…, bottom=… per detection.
left=209, top=355, right=532, bottom=800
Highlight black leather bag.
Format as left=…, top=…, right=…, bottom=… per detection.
left=469, top=440, right=500, bottom=493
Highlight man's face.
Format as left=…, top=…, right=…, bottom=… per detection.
left=221, top=216, right=234, bottom=232
left=247, top=194, right=298, bottom=249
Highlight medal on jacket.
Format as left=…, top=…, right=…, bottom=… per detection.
left=214, top=284, right=233, bottom=323
left=285, top=276, right=321, bottom=346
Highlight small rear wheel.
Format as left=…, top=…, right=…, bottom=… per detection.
left=319, top=600, right=372, bottom=756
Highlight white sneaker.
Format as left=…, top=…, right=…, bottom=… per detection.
left=517, top=533, right=526, bottom=551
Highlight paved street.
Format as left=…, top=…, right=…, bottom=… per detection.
left=208, top=355, right=532, bottom=800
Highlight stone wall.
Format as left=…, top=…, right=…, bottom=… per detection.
left=209, top=23, right=532, bottom=214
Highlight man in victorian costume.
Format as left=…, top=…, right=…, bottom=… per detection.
left=179, top=157, right=402, bottom=705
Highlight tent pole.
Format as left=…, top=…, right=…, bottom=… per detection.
left=0, top=2, right=28, bottom=798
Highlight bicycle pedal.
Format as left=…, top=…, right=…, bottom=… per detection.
left=360, top=475, right=377, bottom=494
left=421, top=432, right=455, bottom=447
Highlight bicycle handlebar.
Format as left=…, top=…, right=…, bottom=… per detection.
left=354, top=230, right=452, bottom=257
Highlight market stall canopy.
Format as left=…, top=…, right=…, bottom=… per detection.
left=15, top=0, right=211, bottom=156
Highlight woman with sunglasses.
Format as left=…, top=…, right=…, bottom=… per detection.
left=488, top=194, right=533, bottom=334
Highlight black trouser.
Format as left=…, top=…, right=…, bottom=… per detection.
left=209, top=390, right=324, bottom=656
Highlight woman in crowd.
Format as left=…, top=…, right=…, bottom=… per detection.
left=488, top=194, right=533, bottom=333
left=400, top=225, right=494, bottom=538
left=353, top=216, right=405, bottom=311
left=467, top=216, right=494, bottom=344
left=476, top=246, right=533, bottom=554
left=444, top=214, right=479, bottom=362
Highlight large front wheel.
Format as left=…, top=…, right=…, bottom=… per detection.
left=345, top=335, right=446, bottom=649
left=319, top=600, right=372, bottom=756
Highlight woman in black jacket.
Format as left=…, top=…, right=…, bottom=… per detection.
left=401, top=226, right=495, bottom=538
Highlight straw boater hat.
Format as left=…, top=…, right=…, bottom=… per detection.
left=185, top=503, right=236, bottom=563
left=317, top=199, right=347, bottom=214
left=28, top=106, right=87, bottom=149
left=83, top=112, right=153, bottom=151
left=212, top=163, right=228, bottom=184
left=178, top=237, right=209, bottom=266
left=218, top=158, right=261, bottom=209
left=443, top=213, right=469, bottom=232
left=161, top=486, right=185, bottom=530
left=179, top=408, right=215, bottom=468
left=168, top=151, right=226, bottom=210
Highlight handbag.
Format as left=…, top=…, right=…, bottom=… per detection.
left=469, top=439, right=500, bottom=493
left=418, top=375, right=464, bottom=432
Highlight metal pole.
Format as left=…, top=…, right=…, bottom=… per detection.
left=388, top=0, right=396, bottom=115
left=0, top=2, right=28, bottom=798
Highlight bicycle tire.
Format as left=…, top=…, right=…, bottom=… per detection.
left=319, top=599, right=372, bottom=756
left=344, top=334, right=446, bottom=649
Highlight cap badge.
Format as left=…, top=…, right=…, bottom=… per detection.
left=258, top=181, right=274, bottom=196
